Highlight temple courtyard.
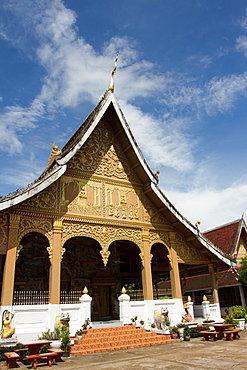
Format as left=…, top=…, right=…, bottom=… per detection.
left=1, top=330, right=247, bottom=370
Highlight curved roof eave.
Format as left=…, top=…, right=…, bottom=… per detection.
left=150, top=182, right=235, bottom=267
left=0, top=165, right=67, bottom=211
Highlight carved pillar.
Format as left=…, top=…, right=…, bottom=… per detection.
left=169, top=232, right=182, bottom=299
left=208, top=263, right=219, bottom=303
left=141, top=228, right=153, bottom=300
left=1, top=214, right=20, bottom=306
left=50, top=219, right=63, bottom=304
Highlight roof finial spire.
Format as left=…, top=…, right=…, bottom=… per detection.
left=108, top=53, right=118, bottom=92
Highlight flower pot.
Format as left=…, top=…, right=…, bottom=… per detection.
left=50, top=340, right=61, bottom=349
left=236, top=318, right=245, bottom=330
left=184, top=335, right=190, bottom=341
left=63, top=351, right=70, bottom=357
left=172, top=334, right=178, bottom=339
left=178, top=328, right=184, bottom=340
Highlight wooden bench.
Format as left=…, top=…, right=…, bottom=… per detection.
left=25, top=352, right=57, bottom=369
left=4, top=352, right=20, bottom=369
left=200, top=331, right=219, bottom=341
left=47, top=348, right=65, bottom=361
left=223, top=329, right=242, bottom=341
left=14, top=348, right=28, bottom=361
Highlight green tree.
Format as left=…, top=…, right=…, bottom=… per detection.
left=238, top=256, right=247, bottom=285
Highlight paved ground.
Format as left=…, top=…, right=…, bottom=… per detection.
left=1, top=330, right=247, bottom=370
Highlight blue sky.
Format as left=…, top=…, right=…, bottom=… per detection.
left=1, top=0, right=247, bottom=230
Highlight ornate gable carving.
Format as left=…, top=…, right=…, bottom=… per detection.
left=68, top=120, right=139, bottom=182
left=15, top=183, right=59, bottom=213
left=175, top=233, right=209, bottom=263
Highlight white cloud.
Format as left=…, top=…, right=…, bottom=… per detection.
left=165, top=183, right=247, bottom=231
left=236, top=35, right=247, bottom=56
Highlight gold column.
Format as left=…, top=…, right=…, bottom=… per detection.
left=169, top=232, right=182, bottom=299
left=50, top=219, right=63, bottom=304
left=141, top=228, right=153, bottom=300
left=208, top=263, right=219, bottom=303
left=1, top=214, right=20, bottom=306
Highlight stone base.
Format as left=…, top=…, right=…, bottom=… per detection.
left=0, top=338, right=18, bottom=347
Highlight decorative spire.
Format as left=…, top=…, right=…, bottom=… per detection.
left=108, top=53, right=118, bottom=92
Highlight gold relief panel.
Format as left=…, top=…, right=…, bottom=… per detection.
left=60, top=176, right=103, bottom=217
left=0, top=211, right=8, bottom=253
left=175, top=233, right=209, bottom=263
left=105, top=184, right=140, bottom=221
left=67, top=120, right=139, bottom=183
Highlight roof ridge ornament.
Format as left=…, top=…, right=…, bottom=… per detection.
left=108, top=53, right=118, bottom=92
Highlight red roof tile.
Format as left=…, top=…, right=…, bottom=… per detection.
left=203, top=220, right=240, bottom=255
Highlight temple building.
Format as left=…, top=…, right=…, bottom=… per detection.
left=0, top=74, right=236, bottom=338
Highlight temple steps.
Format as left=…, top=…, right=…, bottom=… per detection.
left=71, top=325, right=180, bottom=355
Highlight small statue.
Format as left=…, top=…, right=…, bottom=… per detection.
left=2, top=310, right=15, bottom=338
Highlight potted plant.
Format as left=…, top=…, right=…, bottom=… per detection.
left=60, top=326, right=71, bottom=356
left=170, top=326, right=178, bottom=339
left=150, top=323, right=156, bottom=333
left=39, top=328, right=61, bottom=349
left=232, top=305, right=246, bottom=330
left=131, top=316, right=137, bottom=326
left=183, top=325, right=191, bottom=341
left=75, top=328, right=84, bottom=340
left=223, top=308, right=239, bottom=329
left=139, top=319, right=145, bottom=329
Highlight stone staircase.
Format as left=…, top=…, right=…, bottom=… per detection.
left=71, top=325, right=180, bottom=355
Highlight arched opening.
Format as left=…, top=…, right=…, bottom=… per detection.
left=108, top=240, right=142, bottom=300
left=14, top=232, right=50, bottom=304
left=151, top=243, right=171, bottom=299
left=62, top=237, right=142, bottom=320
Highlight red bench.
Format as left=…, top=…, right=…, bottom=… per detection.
left=47, top=348, right=65, bottom=361
left=223, top=329, right=241, bottom=341
left=25, top=352, right=57, bottom=369
left=200, top=331, right=219, bottom=341
left=4, top=352, right=20, bottom=368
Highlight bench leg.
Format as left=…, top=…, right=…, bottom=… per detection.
left=210, top=335, right=217, bottom=341
left=30, top=359, right=39, bottom=369
left=233, top=332, right=240, bottom=339
left=46, top=357, right=53, bottom=366
left=6, top=358, right=19, bottom=369
left=225, top=333, right=233, bottom=341
left=54, top=353, right=64, bottom=362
